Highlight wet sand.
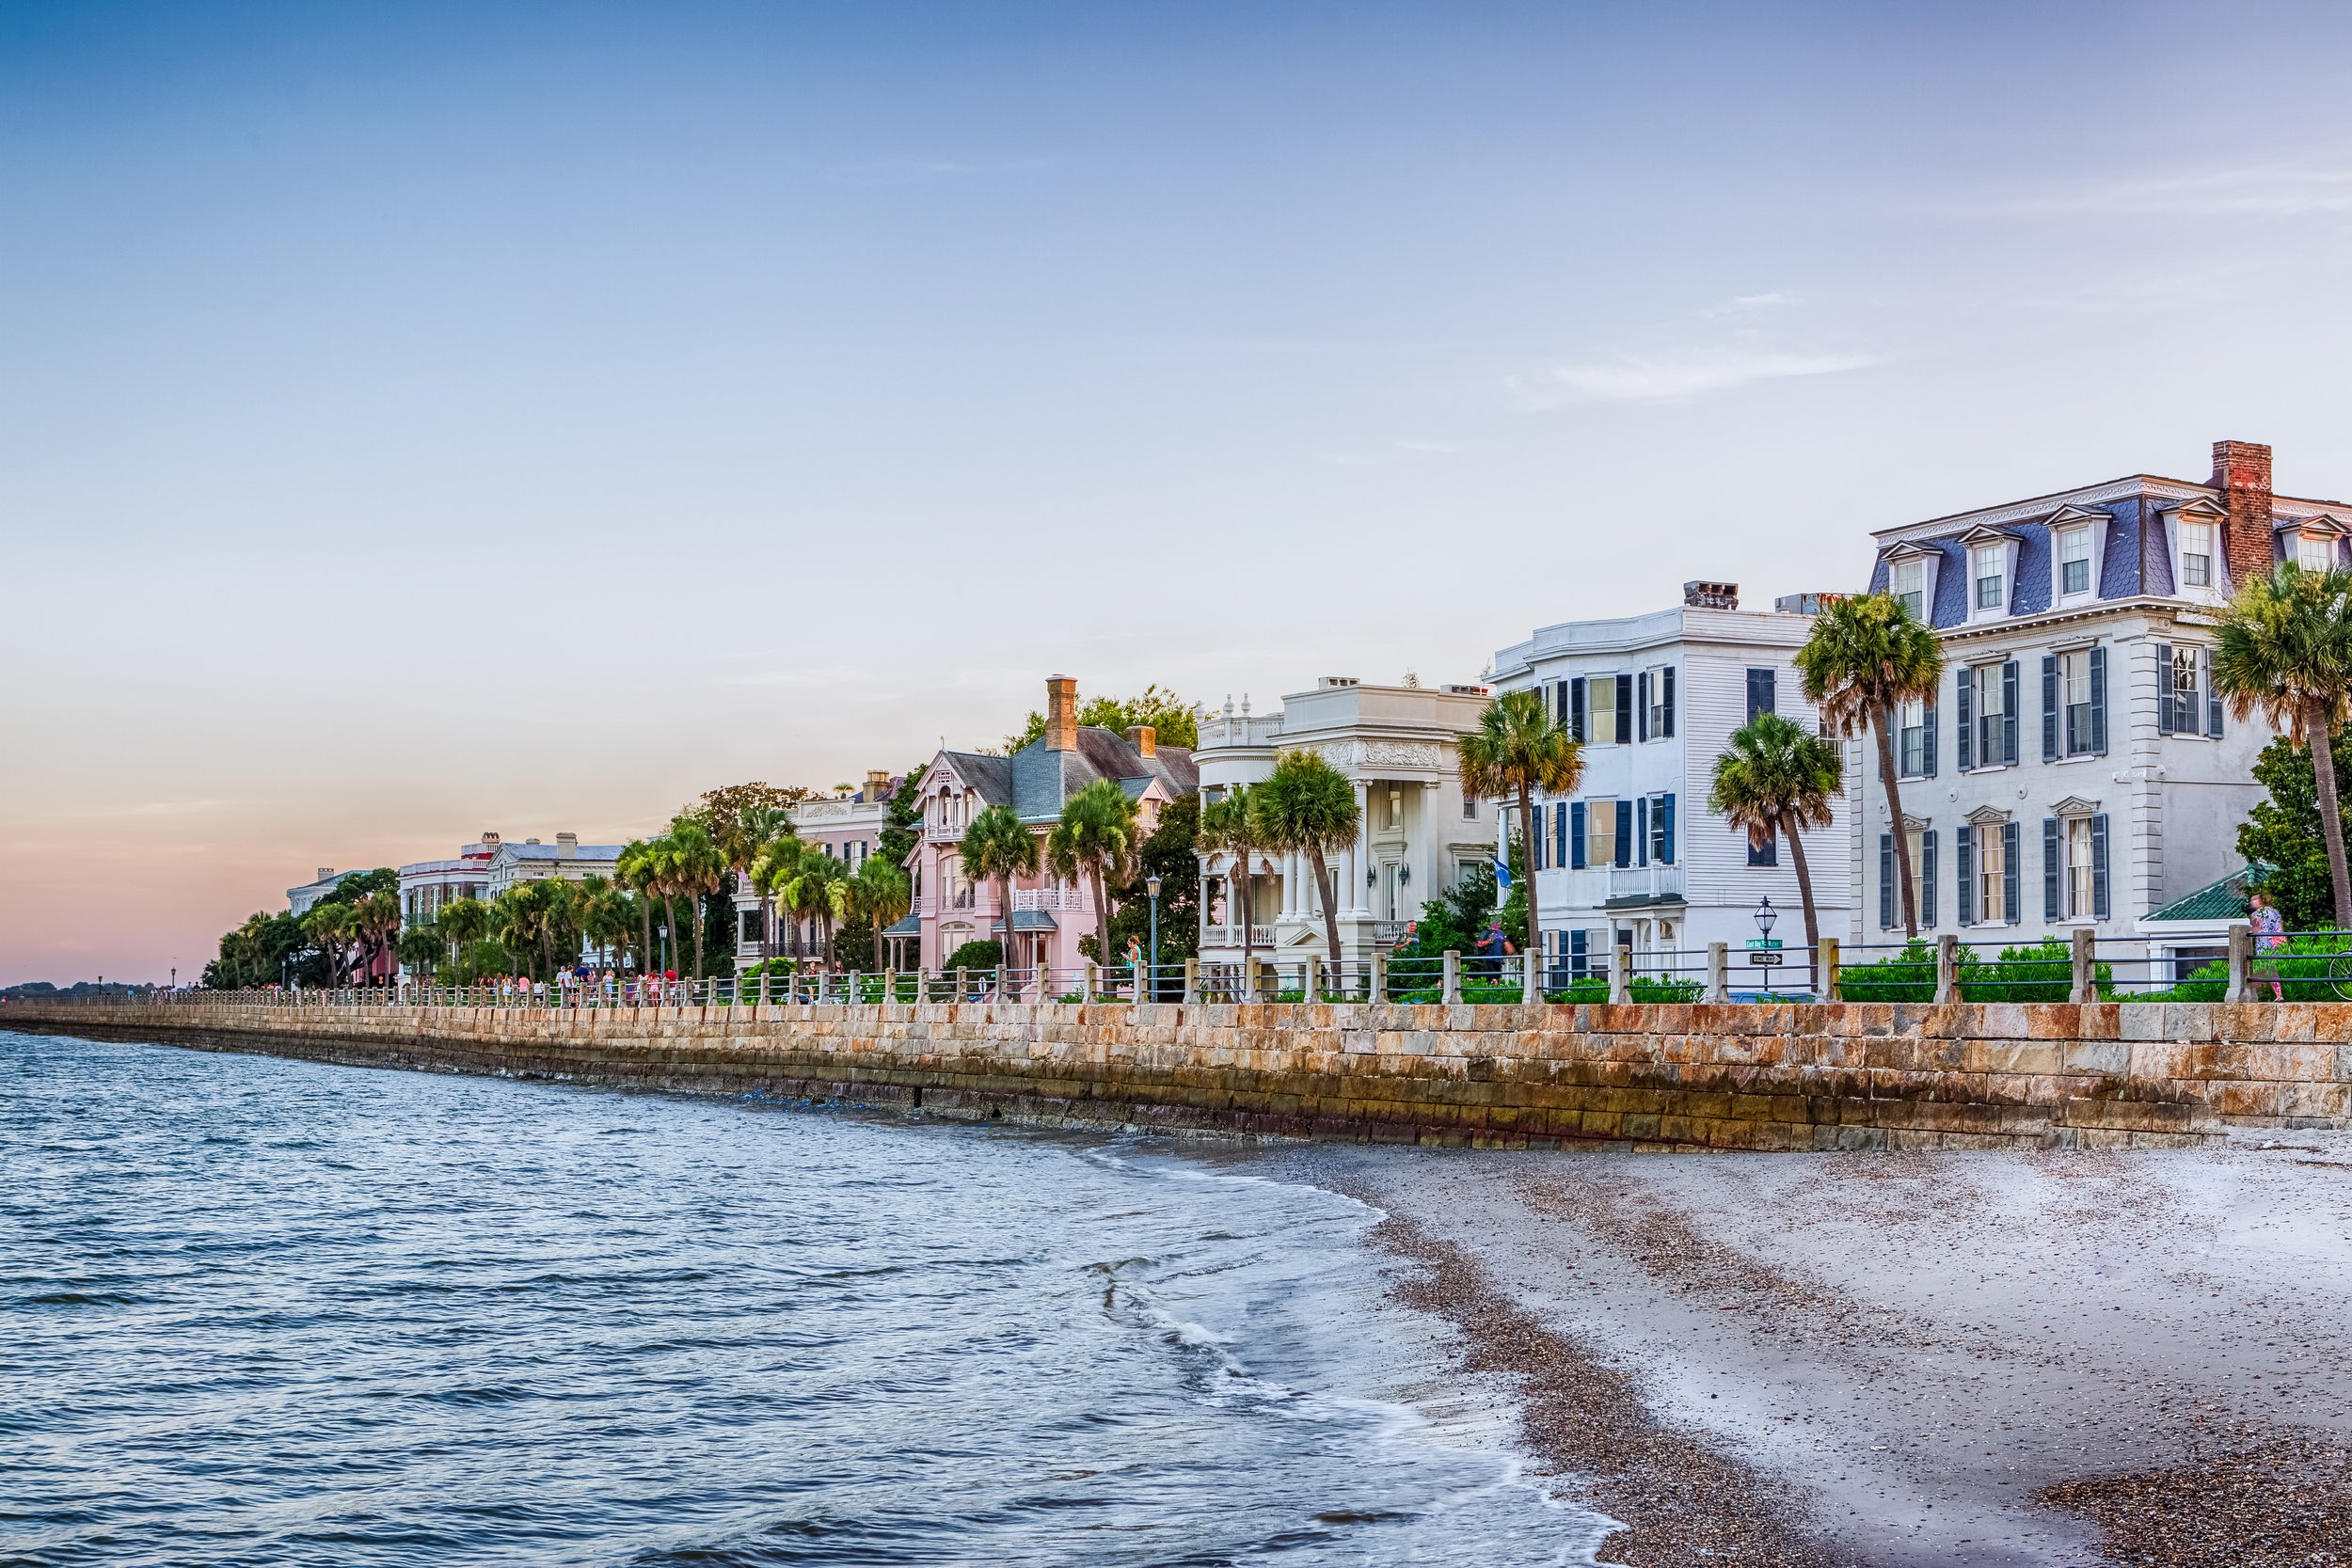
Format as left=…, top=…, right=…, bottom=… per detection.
left=1285, top=1132, right=2352, bottom=1566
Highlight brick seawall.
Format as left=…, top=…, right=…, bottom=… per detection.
left=7, top=997, right=2349, bottom=1149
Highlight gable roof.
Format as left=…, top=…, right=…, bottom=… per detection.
left=2145, top=864, right=2267, bottom=923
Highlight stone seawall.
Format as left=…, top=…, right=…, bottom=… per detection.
left=8, top=997, right=2350, bottom=1149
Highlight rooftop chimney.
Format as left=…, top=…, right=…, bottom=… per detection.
left=2211, top=439, right=2275, bottom=588
left=1044, top=674, right=1078, bottom=752
left=317, top=867, right=334, bottom=882
left=481, top=832, right=501, bottom=847
left=1683, top=580, right=1740, bottom=610
left=556, top=832, right=578, bottom=859
left=1124, top=724, right=1156, bottom=758
left=865, top=769, right=891, bottom=801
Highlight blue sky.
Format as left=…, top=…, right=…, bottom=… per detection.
left=8, top=1, right=2352, bottom=980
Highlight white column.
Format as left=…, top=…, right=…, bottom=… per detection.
left=1349, top=783, right=1372, bottom=916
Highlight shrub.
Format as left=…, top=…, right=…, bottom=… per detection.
left=942, top=940, right=1004, bottom=973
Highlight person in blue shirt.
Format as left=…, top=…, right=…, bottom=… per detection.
left=1474, top=921, right=1515, bottom=981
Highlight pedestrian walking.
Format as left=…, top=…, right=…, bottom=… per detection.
left=2250, top=891, right=2286, bottom=1001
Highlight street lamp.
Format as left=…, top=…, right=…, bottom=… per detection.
left=1754, top=896, right=1777, bottom=939
left=1146, top=875, right=1163, bottom=1001
left=1754, top=896, right=1777, bottom=998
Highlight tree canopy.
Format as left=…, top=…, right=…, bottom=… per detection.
left=1000, top=686, right=1201, bottom=753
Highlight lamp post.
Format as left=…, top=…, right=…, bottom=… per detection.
left=1146, top=875, right=1162, bottom=1002
left=1754, top=896, right=1777, bottom=999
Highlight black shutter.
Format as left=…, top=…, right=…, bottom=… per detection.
left=2043, top=817, right=2060, bottom=921
left=1570, top=802, right=1585, bottom=868
left=1554, top=680, right=1567, bottom=727
left=1661, top=666, right=1677, bottom=736
left=1614, top=800, right=1632, bottom=868
left=2090, top=645, right=2107, bottom=754
left=2002, top=820, right=2022, bottom=925
left=2205, top=648, right=2224, bottom=737
left=2002, top=661, right=2020, bottom=766
left=2042, top=656, right=2059, bottom=762
left=1956, top=666, right=1974, bottom=771
left=1923, top=694, right=1938, bottom=776
left=1554, top=802, right=1567, bottom=868
left=1957, top=826, right=1974, bottom=927
left=1636, top=672, right=1650, bottom=742
left=1661, top=793, right=1676, bottom=863
left=1569, top=927, right=1587, bottom=978
left=1635, top=796, right=1648, bottom=866
left=2155, top=642, right=2175, bottom=735
left=2090, top=814, right=2109, bottom=919
left=1614, top=676, right=1632, bottom=745
left=1921, top=829, right=1938, bottom=928
left=1879, top=834, right=1894, bottom=929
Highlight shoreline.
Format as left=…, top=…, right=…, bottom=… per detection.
left=1278, top=1139, right=2352, bottom=1567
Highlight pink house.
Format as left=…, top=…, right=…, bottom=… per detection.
left=898, top=675, right=1197, bottom=975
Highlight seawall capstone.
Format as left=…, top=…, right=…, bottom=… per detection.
left=7, top=997, right=2349, bottom=1149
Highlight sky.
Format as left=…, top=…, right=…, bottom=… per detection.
left=7, top=0, right=2352, bottom=983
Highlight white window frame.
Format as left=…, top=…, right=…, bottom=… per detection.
left=1972, top=543, right=2005, bottom=611
left=2058, top=526, right=2093, bottom=599
left=1978, top=822, right=2008, bottom=926
left=1645, top=664, right=1671, bottom=738
left=2065, top=815, right=2095, bottom=921
left=1585, top=798, right=1619, bottom=867
left=1893, top=557, right=1927, bottom=622
left=2059, top=648, right=2093, bottom=758
left=1898, top=698, right=1928, bottom=777
left=2299, top=531, right=2336, bottom=573
left=1975, top=661, right=2007, bottom=769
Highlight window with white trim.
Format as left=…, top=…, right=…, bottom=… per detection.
left=2181, top=521, right=2215, bottom=588
left=1893, top=558, right=1925, bottom=621
left=2058, top=527, right=2091, bottom=596
left=2300, top=531, right=2336, bottom=573
left=2066, top=816, right=2094, bottom=920
left=2059, top=649, right=2092, bottom=755
left=1979, top=825, right=2008, bottom=925
left=1585, top=799, right=1619, bottom=867
left=1898, top=698, right=1928, bottom=777
left=1972, top=544, right=2005, bottom=610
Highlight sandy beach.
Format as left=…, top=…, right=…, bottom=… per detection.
left=1283, top=1133, right=2352, bottom=1566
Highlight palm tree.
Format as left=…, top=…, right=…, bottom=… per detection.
left=1249, top=750, right=1363, bottom=968
left=846, top=858, right=914, bottom=965
left=959, top=804, right=1040, bottom=974
left=615, top=840, right=661, bottom=974
left=1709, top=712, right=1845, bottom=990
left=732, top=808, right=797, bottom=958
left=1456, top=689, right=1583, bottom=968
left=355, top=891, right=402, bottom=983
left=2216, top=562, right=2352, bottom=929
left=751, top=835, right=808, bottom=957
left=1198, top=784, right=1268, bottom=975
left=302, top=901, right=356, bottom=985
left=395, top=922, right=446, bottom=981
left=438, top=896, right=490, bottom=980
left=1047, top=778, right=1138, bottom=965
left=782, top=853, right=851, bottom=966
left=662, top=818, right=728, bottom=980
left=1795, top=593, right=1945, bottom=938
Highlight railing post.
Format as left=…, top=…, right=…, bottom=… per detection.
left=1820, top=937, right=1840, bottom=1003
left=1370, top=951, right=1388, bottom=1004
left=1082, top=960, right=1098, bottom=1002
left=954, top=966, right=968, bottom=1004
left=1302, top=954, right=1321, bottom=1002
left=1245, top=955, right=1262, bottom=1004
left=1441, top=950, right=1462, bottom=1006
left=882, top=966, right=895, bottom=1006
left=2070, top=927, right=2095, bottom=1005
left=1608, top=941, right=1631, bottom=1005
left=1521, top=947, right=1542, bottom=1003
left=1934, top=934, right=1960, bottom=1005
left=1183, top=957, right=1200, bottom=1004
left=1705, top=942, right=1730, bottom=1004
left=2227, top=922, right=2251, bottom=1005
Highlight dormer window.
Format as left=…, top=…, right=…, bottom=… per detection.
left=2058, top=527, right=2091, bottom=596
left=1893, top=558, right=1925, bottom=621
left=2180, top=521, right=2215, bottom=588
left=1972, top=543, right=2005, bottom=610
left=2299, top=531, right=2336, bottom=573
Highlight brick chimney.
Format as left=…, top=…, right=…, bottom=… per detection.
left=1124, top=724, right=1156, bottom=758
left=316, top=867, right=334, bottom=882
left=865, top=769, right=890, bottom=801
left=1044, top=674, right=1078, bottom=751
left=2211, top=439, right=2275, bottom=587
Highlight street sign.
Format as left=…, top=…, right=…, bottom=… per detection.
left=1746, top=951, right=1785, bottom=966
left=1745, top=938, right=1784, bottom=949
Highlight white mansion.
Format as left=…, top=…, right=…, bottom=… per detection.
left=1848, top=439, right=2332, bottom=972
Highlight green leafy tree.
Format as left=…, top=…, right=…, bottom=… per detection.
left=2214, top=562, right=2352, bottom=929
left=1249, top=750, right=1362, bottom=966
left=660, top=819, right=728, bottom=979
left=782, top=852, right=851, bottom=965
left=1456, top=689, right=1582, bottom=966
left=751, top=835, right=808, bottom=957
left=1795, top=592, right=1945, bottom=938
left=395, top=922, right=445, bottom=978
left=1001, top=686, right=1202, bottom=752
left=301, top=901, right=357, bottom=985
left=2236, top=736, right=2344, bottom=931
left=846, top=856, right=913, bottom=964
left=1198, top=784, right=1269, bottom=973
left=1104, top=793, right=1201, bottom=965
left=878, top=768, right=924, bottom=873
left=1048, top=778, right=1140, bottom=963
left=615, top=841, right=662, bottom=972
left=1709, top=712, right=1845, bottom=987
left=959, top=804, right=1040, bottom=963
left=943, top=939, right=1003, bottom=973
left=437, top=897, right=491, bottom=980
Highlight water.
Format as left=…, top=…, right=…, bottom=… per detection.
left=0, top=1030, right=1608, bottom=1566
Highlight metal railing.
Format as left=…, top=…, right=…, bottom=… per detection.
left=28, top=924, right=2344, bottom=1011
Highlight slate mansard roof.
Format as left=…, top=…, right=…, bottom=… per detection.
left=935, top=727, right=1199, bottom=824
left=1864, top=471, right=2352, bottom=628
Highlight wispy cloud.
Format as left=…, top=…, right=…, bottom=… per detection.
left=1550, top=350, right=1874, bottom=403
left=1936, top=162, right=2352, bottom=220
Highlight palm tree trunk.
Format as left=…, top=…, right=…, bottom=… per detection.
left=1236, top=856, right=1254, bottom=974
left=691, top=895, right=707, bottom=981
left=661, top=896, right=680, bottom=973
left=1784, top=809, right=1822, bottom=995
left=1311, top=847, right=1342, bottom=973
left=2309, top=703, right=2352, bottom=931
left=1873, top=706, right=1917, bottom=938
left=1516, top=783, right=1542, bottom=982
left=1091, top=863, right=1111, bottom=969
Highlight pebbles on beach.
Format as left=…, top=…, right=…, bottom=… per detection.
left=2039, top=1429, right=2352, bottom=1567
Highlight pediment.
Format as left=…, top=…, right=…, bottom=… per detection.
left=1883, top=539, right=1941, bottom=562
left=1899, top=813, right=1931, bottom=832
left=1965, top=804, right=2011, bottom=827
left=2052, top=796, right=2101, bottom=816
left=1955, top=523, right=2019, bottom=547
left=2162, top=495, right=2228, bottom=519
left=2281, top=513, right=2348, bottom=536
left=2042, top=503, right=2110, bottom=528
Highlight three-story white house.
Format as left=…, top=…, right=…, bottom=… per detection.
left=1491, top=584, right=1854, bottom=982
left=1847, top=439, right=2332, bottom=974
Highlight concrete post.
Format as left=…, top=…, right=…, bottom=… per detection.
left=1183, top=957, right=1200, bottom=1004
left=1083, top=960, right=1098, bottom=1002
left=1302, top=954, right=1322, bottom=1002
left=882, top=967, right=894, bottom=1007
left=1705, top=942, right=1730, bottom=1004
left=1245, top=955, right=1262, bottom=1003
left=757, top=967, right=771, bottom=1008
left=2069, top=927, right=2095, bottom=1005
left=1522, top=946, right=1543, bottom=1003
left=1820, top=937, right=1840, bottom=1003
left=1609, top=942, right=1631, bottom=1005
left=2227, top=922, right=2251, bottom=1004
left=956, top=966, right=968, bottom=1004
left=1370, top=951, right=1388, bottom=1004
left=1934, top=934, right=1960, bottom=1005
left=1441, top=950, right=1462, bottom=1006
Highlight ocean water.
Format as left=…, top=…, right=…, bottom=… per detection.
left=0, top=1030, right=1608, bottom=1566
